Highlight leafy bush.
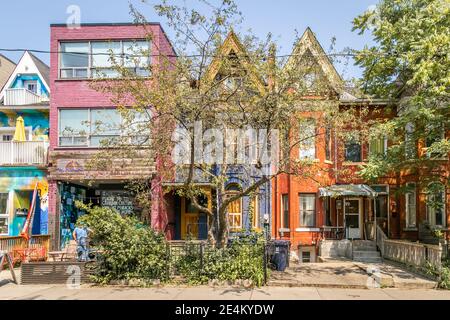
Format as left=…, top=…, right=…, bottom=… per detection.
left=174, top=233, right=268, bottom=287
left=76, top=203, right=169, bottom=284
left=425, top=260, right=450, bottom=290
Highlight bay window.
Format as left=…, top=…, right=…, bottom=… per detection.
left=59, top=40, right=150, bottom=79
left=299, top=119, right=316, bottom=159
left=299, top=194, right=316, bottom=227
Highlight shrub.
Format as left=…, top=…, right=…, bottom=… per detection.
left=174, top=233, right=268, bottom=287
left=76, top=203, right=169, bottom=284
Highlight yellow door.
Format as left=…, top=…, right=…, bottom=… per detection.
left=182, top=214, right=200, bottom=240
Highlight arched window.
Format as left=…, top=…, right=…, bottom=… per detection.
left=226, top=184, right=243, bottom=231
left=427, top=183, right=446, bottom=228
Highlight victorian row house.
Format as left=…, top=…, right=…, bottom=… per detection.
left=0, top=22, right=447, bottom=256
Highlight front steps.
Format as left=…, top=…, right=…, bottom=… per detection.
left=352, top=241, right=382, bottom=263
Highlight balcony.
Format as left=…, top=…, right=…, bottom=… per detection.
left=0, top=141, right=48, bottom=166
left=3, top=88, right=48, bottom=106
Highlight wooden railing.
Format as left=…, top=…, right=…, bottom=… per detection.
left=0, top=235, right=50, bottom=262
left=0, top=141, right=48, bottom=165
left=4, top=88, right=47, bottom=106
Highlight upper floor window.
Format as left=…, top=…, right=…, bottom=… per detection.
left=58, top=108, right=151, bottom=147
left=24, top=80, right=38, bottom=94
left=345, top=139, right=362, bottom=163
left=60, top=40, right=150, bottom=79
left=425, top=123, right=446, bottom=158
left=299, top=118, right=316, bottom=159
left=369, top=136, right=387, bottom=157
left=325, top=126, right=332, bottom=162
left=405, top=123, right=417, bottom=159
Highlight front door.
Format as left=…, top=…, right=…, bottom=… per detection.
left=345, top=198, right=362, bottom=239
left=182, top=213, right=200, bottom=240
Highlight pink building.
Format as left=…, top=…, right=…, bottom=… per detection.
left=47, top=23, right=175, bottom=249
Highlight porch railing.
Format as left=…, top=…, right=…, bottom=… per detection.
left=0, top=141, right=48, bottom=165
left=4, top=88, right=48, bottom=106
left=320, top=227, right=345, bottom=240
left=0, top=235, right=50, bottom=262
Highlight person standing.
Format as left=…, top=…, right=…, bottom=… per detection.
left=72, top=223, right=89, bottom=262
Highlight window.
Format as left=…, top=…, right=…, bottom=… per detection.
left=325, top=126, right=332, bottom=161
left=425, top=123, right=446, bottom=158
left=226, top=184, right=242, bottom=231
left=405, top=183, right=417, bottom=229
left=2, top=134, right=13, bottom=142
left=369, top=137, right=387, bottom=157
left=59, top=40, right=150, bottom=79
left=345, top=140, right=362, bottom=162
left=299, top=194, right=316, bottom=227
left=427, top=183, right=446, bottom=228
left=281, top=194, right=289, bottom=229
left=0, top=193, right=9, bottom=235
left=405, top=123, right=417, bottom=159
left=24, top=80, right=38, bottom=94
left=59, top=108, right=151, bottom=147
left=299, top=119, right=316, bottom=159
left=301, top=251, right=311, bottom=263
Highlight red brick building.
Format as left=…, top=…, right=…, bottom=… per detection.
left=47, top=23, right=176, bottom=249
left=271, top=28, right=449, bottom=263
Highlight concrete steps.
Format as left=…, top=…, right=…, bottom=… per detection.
left=352, top=241, right=383, bottom=263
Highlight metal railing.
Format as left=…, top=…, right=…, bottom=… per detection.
left=0, top=141, right=48, bottom=165
left=4, top=88, right=48, bottom=106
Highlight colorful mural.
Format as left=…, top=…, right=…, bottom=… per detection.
left=0, top=168, right=48, bottom=236
left=59, top=184, right=86, bottom=248
left=0, top=110, right=49, bottom=141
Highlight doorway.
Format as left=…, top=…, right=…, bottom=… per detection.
left=344, top=198, right=362, bottom=239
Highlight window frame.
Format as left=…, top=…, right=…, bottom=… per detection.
left=0, top=193, right=9, bottom=236
left=426, top=183, right=446, bottom=228
left=299, top=118, right=317, bottom=160
left=299, top=193, right=316, bottom=228
left=344, top=140, right=362, bottom=163
left=58, top=108, right=151, bottom=148
left=59, top=40, right=151, bottom=80
left=369, top=136, right=388, bottom=157
left=226, top=184, right=243, bottom=231
left=281, top=194, right=290, bottom=229
left=405, top=183, right=417, bottom=229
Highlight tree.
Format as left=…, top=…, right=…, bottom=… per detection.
left=353, top=0, right=450, bottom=189
left=88, top=0, right=360, bottom=247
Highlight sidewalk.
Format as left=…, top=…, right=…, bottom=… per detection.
left=1, top=282, right=450, bottom=300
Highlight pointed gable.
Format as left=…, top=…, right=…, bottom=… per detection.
left=0, top=54, right=16, bottom=91
left=203, top=30, right=266, bottom=93
left=0, top=51, right=50, bottom=103
left=285, top=27, right=344, bottom=95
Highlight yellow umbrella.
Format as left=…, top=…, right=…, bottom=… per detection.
left=13, top=116, right=27, bottom=142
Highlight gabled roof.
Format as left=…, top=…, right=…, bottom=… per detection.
left=285, top=27, right=344, bottom=95
left=203, top=30, right=266, bottom=93
left=0, top=51, right=50, bottom=102
left=0, top=54, right=16, bottom=91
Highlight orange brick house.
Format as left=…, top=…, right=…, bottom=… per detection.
left=271, top=28, right=449, bottom=263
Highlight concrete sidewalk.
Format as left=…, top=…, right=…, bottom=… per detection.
left=1, top=282, right=450, bottom=300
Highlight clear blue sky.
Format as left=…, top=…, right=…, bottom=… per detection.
left=0, top=0, right=378, bottom=80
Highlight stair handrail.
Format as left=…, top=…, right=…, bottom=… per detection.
left=376, top=225, right=388, bottom=257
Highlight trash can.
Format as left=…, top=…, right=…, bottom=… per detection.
left=269, top=240, right=290, bottom=272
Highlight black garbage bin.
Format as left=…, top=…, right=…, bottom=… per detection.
left=270, top=240, right=290, bottom=271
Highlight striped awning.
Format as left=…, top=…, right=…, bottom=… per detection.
left=319, top=184, right=378, bottom=198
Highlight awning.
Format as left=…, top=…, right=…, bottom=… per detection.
left=319, top=184, right=378, bottom=198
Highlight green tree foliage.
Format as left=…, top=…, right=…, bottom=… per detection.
left=353, top=0, right=450, bottom=185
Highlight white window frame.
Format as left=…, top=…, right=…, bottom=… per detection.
left=23, top=80, right=38, bottom=94
left=58, top=108, right=151, bottom=148
left=0, top=193, right=10, bottom=236
left=426, top=183, right=446, bottom=228
left=299, top=194, right=316, bottom=228
left=299, top=118, right=316, bottom=160
left=59, top=40, right=151, bottom=79
left=405, top=183, right=417, bottom=229
left=281, top=194, right=290, bottom=230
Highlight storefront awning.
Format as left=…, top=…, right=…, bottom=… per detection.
left=319, top=184, right=378, bottom=198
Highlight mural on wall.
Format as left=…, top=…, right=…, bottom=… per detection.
left=59, top=184, right=86, bottom=248
left=0, top=110, right=49, bottom=141
left=0, top=168, right=48, bottom=236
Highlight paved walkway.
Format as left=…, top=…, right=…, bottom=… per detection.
left=269, top=260, right=437, bottom=289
